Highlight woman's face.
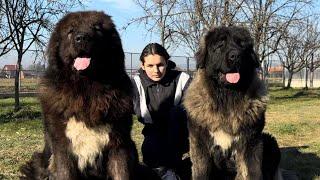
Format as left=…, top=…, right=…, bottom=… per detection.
left=141, top=54, right=167, bottom=81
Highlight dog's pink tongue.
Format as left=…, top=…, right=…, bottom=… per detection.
left=74, top=57, right=91, bottom=70
left=226, top=73, right=240, bottom=83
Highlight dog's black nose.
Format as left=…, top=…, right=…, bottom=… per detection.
left=75, top=34, right=88, bottom=43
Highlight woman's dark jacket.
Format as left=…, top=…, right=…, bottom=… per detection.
left=132, top=65, right=191, bottom=168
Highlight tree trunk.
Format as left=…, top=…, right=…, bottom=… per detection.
left=309, top=56, right=314, bottom=88
left=262, top=62, right=269, bottom=85
left=310, top=70, right=314, bottom=88
left=282, top=66, right=286, bottom=88
left=304, top=66, right=308, bottom=90
left=14, top=53, right=22, bottom=111
left=286, top=71, right=293, bottom=88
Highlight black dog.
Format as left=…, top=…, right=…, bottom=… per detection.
left=183, top=26, right=282, bottom=180
left=20, top=11, right=159, bottom=180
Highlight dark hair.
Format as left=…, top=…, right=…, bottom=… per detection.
left=139, top=43, right=170, bottom=63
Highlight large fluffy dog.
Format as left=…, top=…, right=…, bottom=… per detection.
left=20, top=11, right=142, bottom=180
left=183, top=26, right=282, bottom=180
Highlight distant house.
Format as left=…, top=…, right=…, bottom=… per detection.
left=268, top=66, right=283, bottom=78
left=1, top=65, right=24, bottom=79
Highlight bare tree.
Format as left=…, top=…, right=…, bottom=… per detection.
left=0, top=0, right=13, bottom=56
left=278, top=25, right=307, bottom=88
left=170, top=0, right=245, bottom=54
left=27, top=60, right=45, bottom=72
left=127, top=0, right=245, bottom=54
left=2, top=0, right=84, bottom=111
left=129, top=0, right=312, bottom=61
left=298, top=20, right=319, bottom=89
left=125, top=0, right=178, bottom=49
left=238, top=0, right=312, bottom=81
left=301, top=19, right=320, bottom=88
left=275, top=49, right=286, bottom=87
left=309, top=52, right=320, bottom=88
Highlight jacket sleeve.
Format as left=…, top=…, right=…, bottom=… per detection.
left=131, top=78, right=143, bottom=123
left=181, top=75, right=192, bottom=103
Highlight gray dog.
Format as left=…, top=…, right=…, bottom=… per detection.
left=183, top=26, right=282, bottom=180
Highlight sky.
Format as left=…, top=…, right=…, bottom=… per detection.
left=1, top=0, right=319, bottom=69
left=0, top=0, right=184, bottom=68
left=82, top=0, right=188, bottom=56
left=83, top=0, right=158, bottom=53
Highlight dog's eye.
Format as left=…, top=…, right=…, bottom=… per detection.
left=67, top=29, right=74, bottom=34
left=235, top=38, right=247, bottom=48
left=216, top=41, right=224, bottom=49
left=93, top=25, right=102, bottom=31
left=67, top=29, right=74, bottom=39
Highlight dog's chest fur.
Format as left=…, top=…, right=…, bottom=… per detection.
left=210, top=130, right=239, bottom=153
left=65, top=116, right=111, bottom=171
left=184, top=70, right=267, bottom=133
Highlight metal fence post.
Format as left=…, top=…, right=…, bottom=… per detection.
left=130, top=53, right=133, bottom=78
left=187, top=57, right=190, bottom=75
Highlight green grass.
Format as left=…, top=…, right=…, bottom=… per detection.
left=0, top=119, right=43, bottom=179
left=0, top=97, right=43, bottom=179
left=0, top=78, right=40, bottom=93
left=0, top=88, right=320, bottom=179
left=0, top=97, right=42, bottom=123
left=265, top=88, right=320, bottom=180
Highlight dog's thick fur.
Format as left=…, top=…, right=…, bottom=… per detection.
left=20, top=11, right=145, bottom=180
left=183, top=26, right=282, bottom=180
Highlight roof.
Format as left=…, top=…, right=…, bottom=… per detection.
left=268, top=66, right=283, bottom=73
left=2, top=65, right=17, bottom=71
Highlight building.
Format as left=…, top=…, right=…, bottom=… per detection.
left=1, top=65, right=24, bottom=79
left=268, top=66, right=283, bottom=78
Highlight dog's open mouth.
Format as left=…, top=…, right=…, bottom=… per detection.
left=73, top=57, right=91, bottom=71
left=220, top=72, right=240, bottom=84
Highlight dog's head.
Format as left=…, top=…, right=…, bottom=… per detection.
left=196, top=26, right=260, bottom=89
left=47, top=11, right=125, bottom=80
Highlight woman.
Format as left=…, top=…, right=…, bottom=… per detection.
left=132, top=43, right=191, bottom=180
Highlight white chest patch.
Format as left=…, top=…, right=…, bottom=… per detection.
left=65, top=116, right=110, bottom=171
left=210, top=130, right=235, bottom=152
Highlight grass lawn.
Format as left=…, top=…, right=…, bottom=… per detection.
left=265, top=88, right=320, bottom=180
left=0, top=88, right=320, bottom=179
left=0, top=78, right=40, bottom=93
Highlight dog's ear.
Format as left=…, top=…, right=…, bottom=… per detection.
left=46, top=29, right=63, bottom=71
left=196, top=36, right=207, bottom=69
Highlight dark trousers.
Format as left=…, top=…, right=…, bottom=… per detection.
left=141, top=105, right=190, bottom=178
left=152, top=158, right=191, bottom=180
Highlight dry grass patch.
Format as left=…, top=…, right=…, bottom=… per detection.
left=265, top=88, right=320, bottom=180
left=0, top=78, right=40, bottom=93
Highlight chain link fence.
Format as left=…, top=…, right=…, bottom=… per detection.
left=124, top=52, right=197, bottom=78
left=1, top=53, right=320, bottom=97
left=266, top=60, right=320, bottom=88
left=0, top=52, right=197, bottom=96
